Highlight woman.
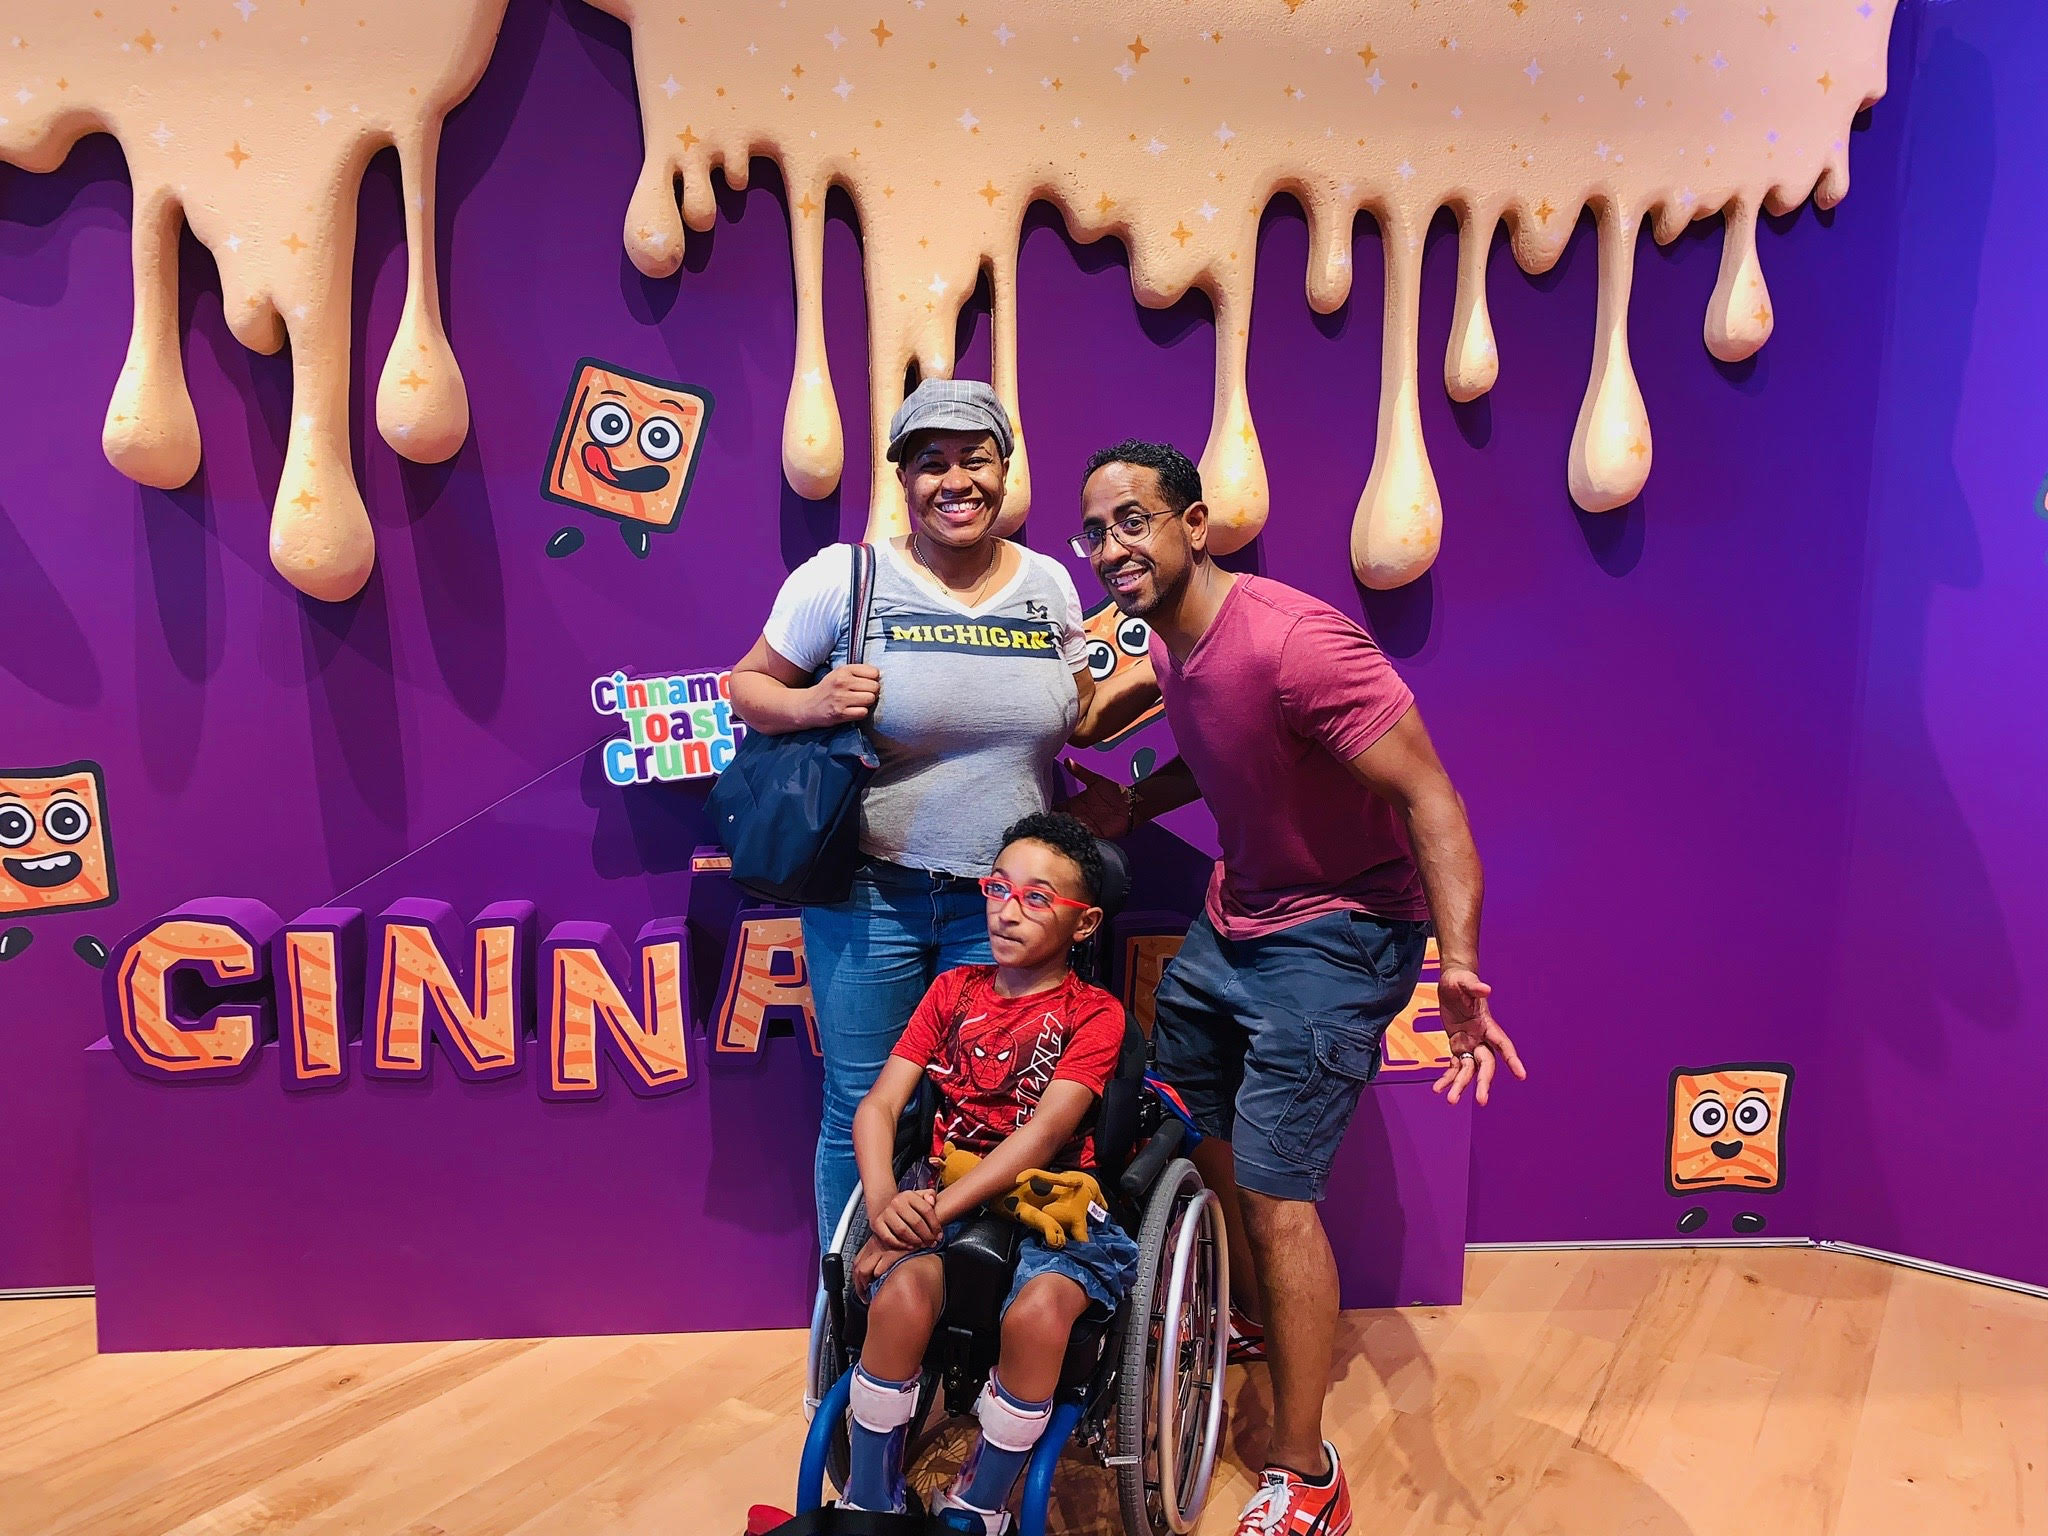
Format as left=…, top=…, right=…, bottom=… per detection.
left=731, top=379, right=1149, bottom=1247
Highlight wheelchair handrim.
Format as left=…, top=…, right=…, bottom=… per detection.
left=803, top=1285, right=829, bottom=1422
left=1152, top=1186, right=1227, bottom=1533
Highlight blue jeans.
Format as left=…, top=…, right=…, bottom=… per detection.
left=802, top=860, right=993, bottom=1249
left=862, top=1211, right=1142, bottom=1319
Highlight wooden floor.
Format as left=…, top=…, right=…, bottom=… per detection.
left=4, top=1247, right=2044, bottom=1536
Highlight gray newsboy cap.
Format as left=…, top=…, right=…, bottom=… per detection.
left=884, top=378, right=1015, bottom=462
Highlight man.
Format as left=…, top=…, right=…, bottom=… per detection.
left=1063, top=439, right=1524, bottom=1536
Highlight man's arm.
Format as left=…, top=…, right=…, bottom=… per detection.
left=930, top=1080, right=1097, bottom=1224
left=1069, top=657, right=1161, bottom=748
left=1061, top=753, right=1200, bottom=838
left=1344, top=706, right=1526, bottom=1106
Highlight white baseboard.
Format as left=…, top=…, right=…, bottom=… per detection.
left=1467, top=1237, right=2048, bottom=1302
left=1466, top=1237, right=1811, bottom=1252
left=6, top=1244, right=2043, bottom=1311
left=1814, top=1240, right=2048, bottom=1303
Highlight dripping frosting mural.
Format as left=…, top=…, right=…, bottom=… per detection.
left=0, top=1, right=508, bottom=601
left=593, top=0, right=1897, bottom=585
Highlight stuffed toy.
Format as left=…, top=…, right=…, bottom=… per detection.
left=936, top=1143, right=1105, bottom=1249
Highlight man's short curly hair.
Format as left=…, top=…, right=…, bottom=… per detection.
left=998, top=811, right=1107, bottom=905
left=1081, top=438, right=1204, bottom=514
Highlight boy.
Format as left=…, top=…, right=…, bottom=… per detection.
left=842, top=813, right=1139, bottom=1533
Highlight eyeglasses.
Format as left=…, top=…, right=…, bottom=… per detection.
left=979, top=876, right=1093, bottom=916
left=1068, top=508, right=1179, bottom=560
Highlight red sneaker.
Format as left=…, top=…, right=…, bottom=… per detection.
left=1233, top=1442, right=1352, bottom=1535
left=1227, top=1304, right=1267, bottom=1365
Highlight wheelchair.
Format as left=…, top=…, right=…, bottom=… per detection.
left=793, top=848, right=1229, bottom=1536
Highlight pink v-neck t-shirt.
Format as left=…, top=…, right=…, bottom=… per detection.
left=1151, top=576, right=1430, bottom=938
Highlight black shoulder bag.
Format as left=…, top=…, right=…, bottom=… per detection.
left=708, top=543, right=880, bottom=905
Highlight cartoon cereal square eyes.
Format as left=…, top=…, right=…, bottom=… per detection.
left=1078, top=596, right=1164, bottom=746
left=541, top=358, right=714, bottom=533
left=0, top=762, right=117, bottom=916
left=1667, top=1063, right=1793, bottom=1195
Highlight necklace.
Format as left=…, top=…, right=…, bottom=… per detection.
left=910, top=530, right=1003, bottom=608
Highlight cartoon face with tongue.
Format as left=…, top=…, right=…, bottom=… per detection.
left=542, top=359, right=713, bottom=534
left=0, top=763, right=117, bottom=915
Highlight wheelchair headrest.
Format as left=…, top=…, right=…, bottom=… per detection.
left=1092, top=837, right=1131, bottom=924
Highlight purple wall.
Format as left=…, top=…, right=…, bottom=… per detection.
left=5, top=0, right=2011, bottom=1294
left=1820, top=4, right=2048, bottom=1287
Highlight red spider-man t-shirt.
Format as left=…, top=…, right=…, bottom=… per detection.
left=891, top=966, right=1126, bottom=1172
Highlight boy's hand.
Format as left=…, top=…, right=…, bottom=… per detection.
left=871, top=1186, right=942, bottom=1250
left=851, top=1237, right=892, bottom=1293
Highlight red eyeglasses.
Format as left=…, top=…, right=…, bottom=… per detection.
left=979, top=876, right=1093, bottom=915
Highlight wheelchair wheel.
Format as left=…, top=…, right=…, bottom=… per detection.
left=1114, top=1158, right=1229, bottom=1535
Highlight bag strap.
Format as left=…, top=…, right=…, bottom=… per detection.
left=846, top=541, right=878, bottom=667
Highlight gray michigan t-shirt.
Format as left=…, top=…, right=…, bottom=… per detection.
left=762, top=539, right=1088, bottom=877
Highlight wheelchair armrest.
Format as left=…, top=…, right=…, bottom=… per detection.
left=1118, top=1119, right=1186, bottom=1204
left=821, top=1249, right=855, bottom=1354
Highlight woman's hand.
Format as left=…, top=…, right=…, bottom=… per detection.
left=804, top=663, right=881, bottom=728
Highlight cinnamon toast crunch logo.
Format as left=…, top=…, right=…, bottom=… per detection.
left=592, top=668, right=747, bottom=784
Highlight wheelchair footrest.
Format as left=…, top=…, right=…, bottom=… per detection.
left=764, top=1509, right=965, bottom=1536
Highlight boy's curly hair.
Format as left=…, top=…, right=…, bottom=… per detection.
left=998, top=811, right=1106, bottom=906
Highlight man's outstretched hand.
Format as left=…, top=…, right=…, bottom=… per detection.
left=1432, top=965, right=1526, bottom=1107
left=1061, top=756, right=1133, bottom=839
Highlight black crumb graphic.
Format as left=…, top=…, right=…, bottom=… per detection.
left=1731, top=1211, right=1767, bottom=1236
left=1676, top=1206, right=1708, bottom=1235
left=620, top=525, right=651, bottom=559
left=72, top=935, right=108, bottom=969
left=0, top=926, right=31, bottom=962
left=546, top=526, right=586, bottom=559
